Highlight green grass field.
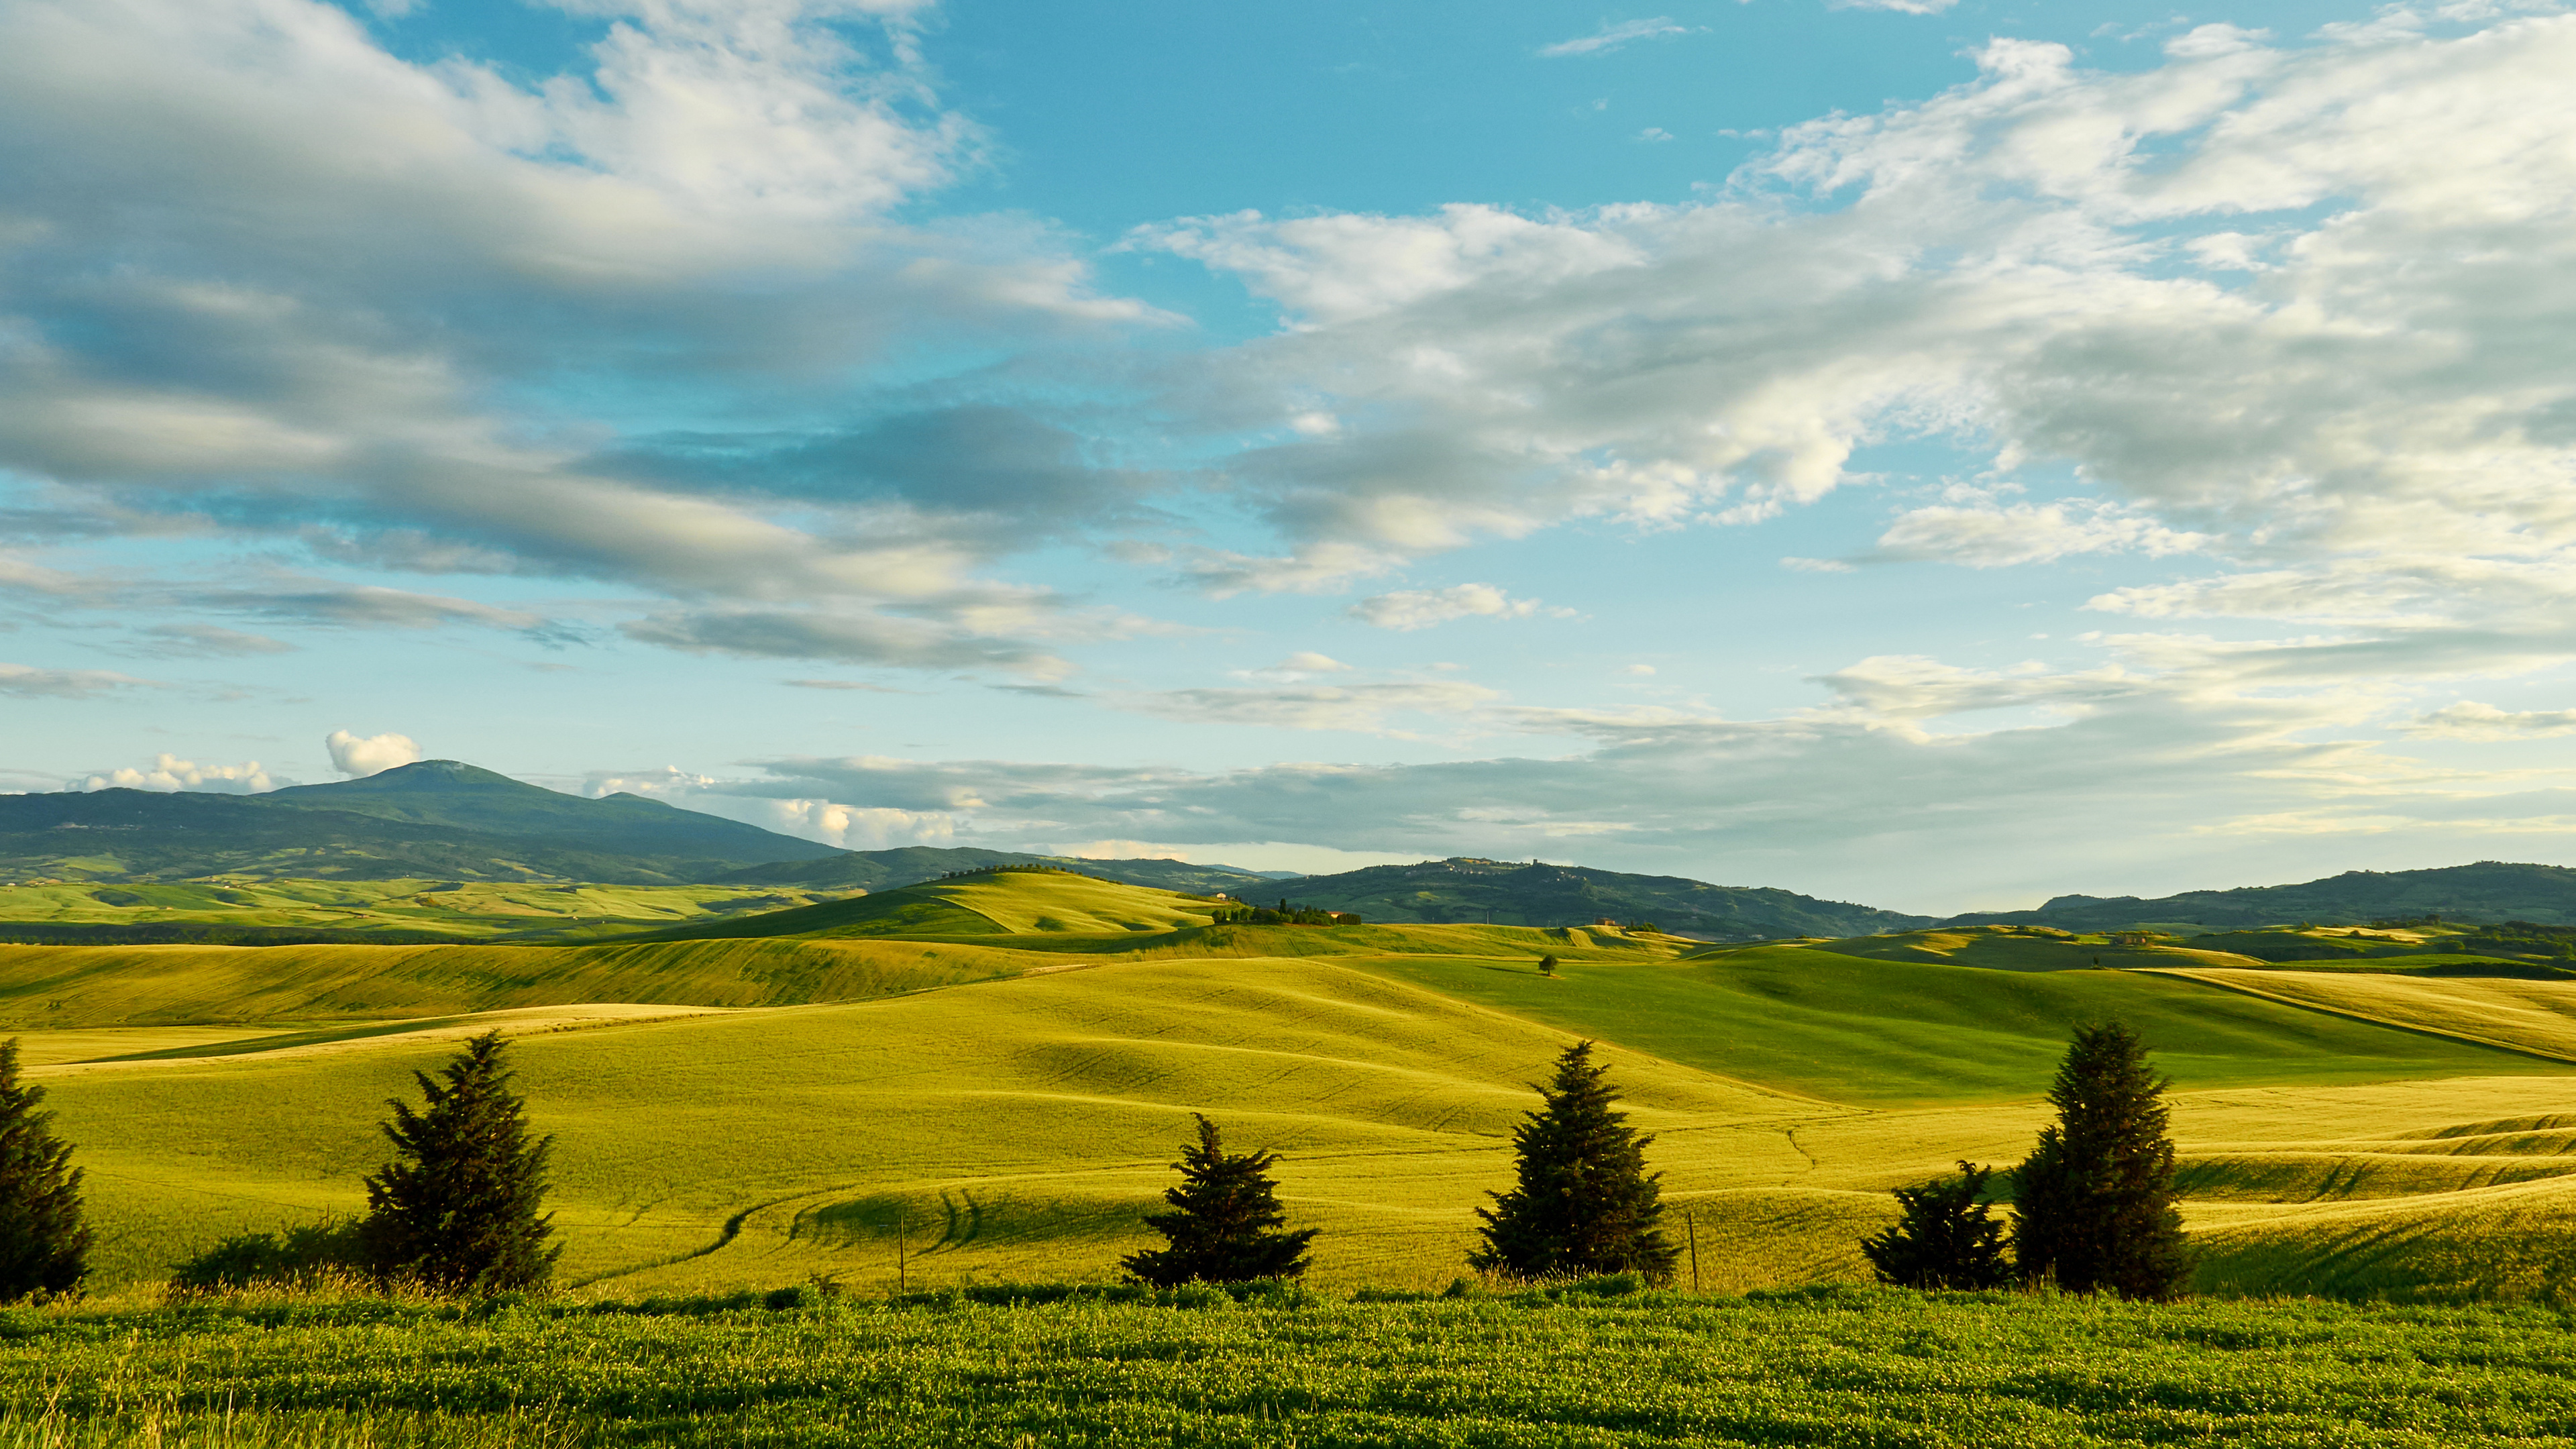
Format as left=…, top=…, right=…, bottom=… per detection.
left=11, top=1287, right=2576, bottom=1447
left=7, top=872, right=2576, bottom=1305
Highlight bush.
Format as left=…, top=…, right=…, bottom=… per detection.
left=1861, top=1163, right=2012, bottom=1290
left=170, top=1220, right=370, bottom=1296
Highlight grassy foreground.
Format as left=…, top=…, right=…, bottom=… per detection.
left=8, top=1285, right=2576, bottom=1447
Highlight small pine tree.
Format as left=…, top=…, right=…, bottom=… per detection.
left=1860, top=1161, right=2010, bottom=1290
left=2013, top=1022, right=2194, bottom=1300
left=0, top=1039, right=91, bottom=1301
left=362, top=1031, right=560, bottom=1295
left=1122, top=1115, right=1318, bottom=1286
left=1470, top=1041, right=1680, bottom=1283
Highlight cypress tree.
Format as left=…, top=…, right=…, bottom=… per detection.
left=361, top=1030, right=559, bottom=1295
left=1470, top=1041, right=1680, bottom=1283
left=0, top=1039, right=91, bottom=1301
left=1122, top=1114, right=1318, bottom=1286
left=2013, top=1022, right=2194, bottom=1299
left=1860, top=1161, right=2010, bottom=1290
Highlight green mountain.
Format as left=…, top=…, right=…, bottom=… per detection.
left=0, top=761, right=838, bottom=885
left=1265, top=857, right=1931, bottom=940
left=719, top=847, right=1291, bottom=896
left=1942, top=861, right=2576, bottom=931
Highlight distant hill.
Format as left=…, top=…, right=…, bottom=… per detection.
left=1942, top=861, right=2576, bottom=930
left=1267, top=857, right=1930, bottom=941
left=720, top=847, right=1291, bottom=897
left=0, top=761, right=838, bottom=885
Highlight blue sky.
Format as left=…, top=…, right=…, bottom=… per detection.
left=6, top=0, right=2576, bottom=912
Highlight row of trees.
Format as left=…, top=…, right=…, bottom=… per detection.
left=0, top=1020, right=2188, bottom=1302
left=1126, top=1027, right=2192, bottom=1300
left=0, top=1031, right=559, bottom=1301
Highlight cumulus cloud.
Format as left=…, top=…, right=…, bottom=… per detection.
left=1348, top=582, right=1566, bottom=629
left=582, top=763, right=957, bottom=849
left=326, top=729, right=421, bottom=777
left=81, top=753, right=278, bottom=793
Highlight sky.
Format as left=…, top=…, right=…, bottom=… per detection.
left=6, top=0, right=2576, bottom=914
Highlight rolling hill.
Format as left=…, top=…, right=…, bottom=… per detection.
left=1945, top=861, right=2576, bottom=931
left=718, top=845, right=1289, bottom=896
left=0, top=760, right=839, bottom=885
left=1269, top=857, right=1931, bottom=939
left=13, top=869, right=2576, bottom=1304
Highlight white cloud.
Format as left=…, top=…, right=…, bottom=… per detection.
left=1128, top=680, right=1502, bottom=737
left=80, top=753, right=279, bottom=794
left=0, top=0, right=1164, bottom=673
left=0, top=663, right=155, bottom=698
left=1871, top=500, right=2209, bottom=568
left=2404, top=700, right=2576, bottom=739
left=1349, top=582, right=1564, bottom=630
left=326, top=729, right=421, bottom=777
left=1537, top=18, right=1695, bottom=58
left=1122, top=11, right=2576, bottom=750
left=1827, top=0, right=1959, bottom=13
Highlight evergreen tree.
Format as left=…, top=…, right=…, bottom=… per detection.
left=2013, top=1022, right=2194, bottom=1299
left=362, top=1031, right=559, bottom=1295
left=1860, top=1161, right=2010, bottom=1290
left=1122, top=1115, right=1318, bottom=1286
left=1470, top=1041, right=1680, bottom=1283
left=0, top=1039, right=90, bottom=1301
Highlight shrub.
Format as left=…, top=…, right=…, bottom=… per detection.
left=1122, top=1115, right=1319, bottom=1287
left=1861, top=1163, right=2011, bottom=1290
left=170, top=1220, right=370, bottom=1295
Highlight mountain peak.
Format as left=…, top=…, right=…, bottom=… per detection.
left=330, top=759, right=532, bottom=792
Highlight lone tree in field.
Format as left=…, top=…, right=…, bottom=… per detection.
left=2013, top=1022, right=2193, bottom=1299
left=362, top=1030, right=559, bottom=1295
left=1122, top=1114, right=1318, bottom=1286
left=1470, top=1041, right=1680, bottom=1283
left=0, top=1039, right=91, bottom=1301
left=1860, top=1161, right=2010, bottom=1290
left=1538, top=955, right=1559, bottom=976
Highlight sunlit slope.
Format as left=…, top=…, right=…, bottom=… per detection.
left=646, top=869, right=1686, bottom=961
left=2146, top=967, right=2576, bottom=1062
left=638, top=870, right=1223, bottom=941
left=0, top=936, right=1067, bottom=1028
left=1795, top=925, right=2261, bottom=973
left=1350, top=943, right=2557, bottom=1104
left=0, top=877, right=853, bottom=942
left=40, top=953, right=2576, bottom=1302
left=36, top=955, right=1823, bottom=1291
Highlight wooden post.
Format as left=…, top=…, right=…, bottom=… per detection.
left=1686, top=1211, right=1700, bottom=1294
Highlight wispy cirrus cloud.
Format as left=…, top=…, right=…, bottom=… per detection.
left=1537, top=17, right=1698, bottom=58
